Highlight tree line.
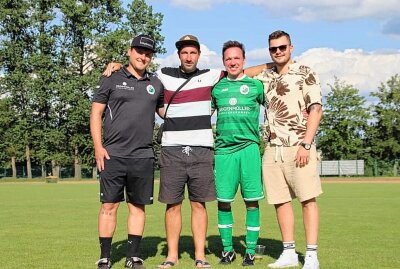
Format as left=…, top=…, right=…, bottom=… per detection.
left=316, top=75, right=400, bottom=175
left=1, top=1, right=399, bottom=179
left=0, top=0, right=165, bottom=178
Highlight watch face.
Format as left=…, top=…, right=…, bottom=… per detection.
left=302, top=143, right=311, bottom=150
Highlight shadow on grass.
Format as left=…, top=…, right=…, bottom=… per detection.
left=110, top=235, right=302, bottom=264
left=207, top=235, right=287, bottom=259
left=110, top=236, right=164, bottom=264
left=259, top=238, right=305, bottom=264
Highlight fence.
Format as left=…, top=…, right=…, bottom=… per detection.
left=0, top=159, right=398, bottom=179
left=319, top=159, right=399, bottom=177
left=319, top=160, right=364, bottom=176
left=0, top=165, right=95, bottom=179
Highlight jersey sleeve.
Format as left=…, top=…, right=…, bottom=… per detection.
left=92, top=76, right=112, bottom=104
left=157, top=83, right=165, bottom=108
left=302, top=68, right=322, bottom=110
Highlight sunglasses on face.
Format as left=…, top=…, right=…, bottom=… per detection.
left=269, top=44, right=289, bottom=54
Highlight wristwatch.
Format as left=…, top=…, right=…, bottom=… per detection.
left=301, top=142, right=311, bottom=150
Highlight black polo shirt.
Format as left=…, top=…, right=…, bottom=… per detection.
left=93, top=66, right=164, bottom=158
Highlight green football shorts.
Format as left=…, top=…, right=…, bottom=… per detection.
left=215, top=143, right=264, bottom=203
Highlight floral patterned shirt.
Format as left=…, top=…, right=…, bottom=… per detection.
left=255, top=62, right=322, bottom=146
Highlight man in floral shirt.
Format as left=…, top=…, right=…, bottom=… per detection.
left=255, top=30, right=323, bottom=269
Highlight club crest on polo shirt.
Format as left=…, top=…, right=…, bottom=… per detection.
left=116, top=81, right=135, bottom=91
left=240, top=84, right=250, bottom=95
left=146, top=85, right=155, bottom=95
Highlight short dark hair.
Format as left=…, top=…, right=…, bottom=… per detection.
left=222, top=40, right=245, bottom=59
left=268, top=30, right=291, bottom=44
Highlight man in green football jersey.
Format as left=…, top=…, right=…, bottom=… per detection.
left=212, top=40, right=264, bottom=267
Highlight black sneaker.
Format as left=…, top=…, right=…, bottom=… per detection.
left=125, top=257, right=145, bottom=269
left=242, top=253, right=255, bottom=266
left=96, top=258, right=111, bottom=269
left=219, top=250, right=236, bottom=265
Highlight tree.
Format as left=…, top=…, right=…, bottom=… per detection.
left=56, top=0, right=123, bottom=179
left=29, top=0, right=63, bottom=177
left=152, top=123, right=162, bottom=169
left=0, top=0, right=166, bottom=179
left=95, top=0, right=166, bottom=69
left=0, top=98, right=13, bottom=166
left=0, top=0, right=36, bottom=178
left=317, top=78, right=370, bottom=160
left=125, top=0, right=165, bottom=55
left=368, top=74, right=400, bottom=160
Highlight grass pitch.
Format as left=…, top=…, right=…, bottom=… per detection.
left=0, top=180, right=399, bottom=269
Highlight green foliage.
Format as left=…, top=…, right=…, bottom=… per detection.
left=259, top=124, right=266, bottom=156
left=125, top=0, right=166, bottom=55
left=317, top=78, right=370, bottom=160
left=367, top=74, right=400, bottom=160
left=0, top=0, right=37, bottom=172
left=0, top=0, right=166, bottom=175
left=57, top=0, right=124, bottom=174
left=0, top=98, right=13, bottom=165
left=152, top=122, right=162, bottom=168
left=101, top=0, right=166, bottom=70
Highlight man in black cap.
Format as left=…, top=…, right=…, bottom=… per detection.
left=91, top=34, right=164, bottom=269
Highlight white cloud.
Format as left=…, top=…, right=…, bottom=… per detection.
left=246, top=48, right=270, bottom=62
left=154, top=44, right=223, bottom=69
left=168, top=0, right=400, bottom=22
left=155, top=45, right=400, bottom=97
left=296, top=48, right=400, bottom=96
left=170, top=0, right=214, bottom=10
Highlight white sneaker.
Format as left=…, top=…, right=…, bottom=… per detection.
left=302, top=254, right=320, bottom=269
left=268, top=251, right=299, bottom=268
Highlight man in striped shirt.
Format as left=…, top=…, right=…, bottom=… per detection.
left=157, top=35, right=223, bottom=268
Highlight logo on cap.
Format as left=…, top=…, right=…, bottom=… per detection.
left=140, top=36, right=154, bottom=48
left=175, top=34, right=200, bottom=50
left=131, top=34, right=155, bottom=52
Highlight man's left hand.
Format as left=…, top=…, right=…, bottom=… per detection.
left=295, top=146, right=310, bottom=168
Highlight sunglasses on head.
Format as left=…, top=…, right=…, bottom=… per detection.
left=269, top=44, right=289, bottom=54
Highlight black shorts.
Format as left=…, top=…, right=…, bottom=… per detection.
left=99, top=157, right=154, bottom=205
left=158, top=146, right=216, bottom=204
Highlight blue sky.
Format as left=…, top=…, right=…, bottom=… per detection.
left=130, top=0, right=400, bottom=96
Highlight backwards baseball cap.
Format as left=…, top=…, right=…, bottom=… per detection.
left=175, top=34, right=200, bottom=51
left=130, top=34, right=156, bottom=52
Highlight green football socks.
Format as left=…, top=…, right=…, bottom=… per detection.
left=245, top=207, right=260, bottom=254
left=218, top=208, right=234, bottom=252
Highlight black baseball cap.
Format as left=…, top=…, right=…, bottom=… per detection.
left=130, top=34, right=156, bottom=52
left=175, top=34, right=200, bottom=51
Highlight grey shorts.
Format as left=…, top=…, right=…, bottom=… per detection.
left=158, top=146, right=216, bottom=204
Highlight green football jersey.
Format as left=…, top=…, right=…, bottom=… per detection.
left=212, top=75, right=264, bottom=154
